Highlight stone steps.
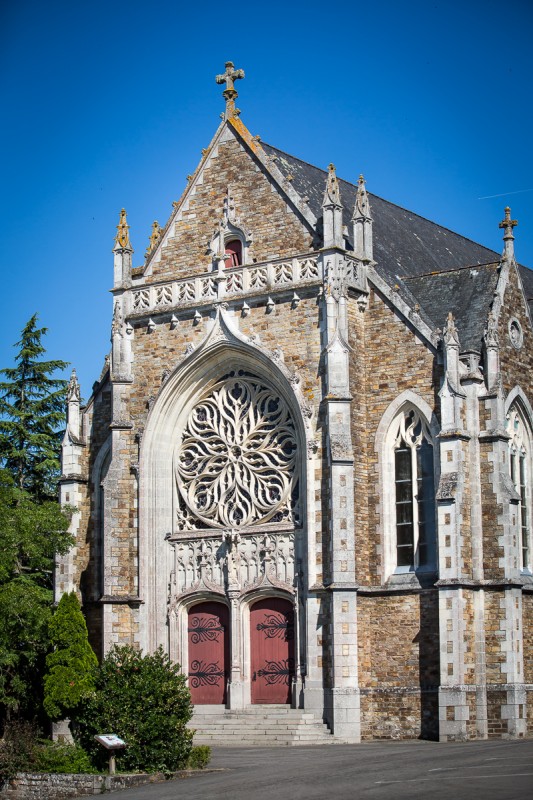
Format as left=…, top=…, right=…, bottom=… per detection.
left=189, top=705, right=338, bottom=746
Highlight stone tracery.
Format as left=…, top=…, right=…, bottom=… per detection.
left=175, top=370, right=299, bottom=530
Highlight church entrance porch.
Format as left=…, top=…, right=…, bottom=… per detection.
left=188, top=601, right=229, bottom=705
left=250, top=597, right=295, bottom=704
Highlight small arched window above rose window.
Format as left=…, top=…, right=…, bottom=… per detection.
left=224, top=238, right=243, bottom=267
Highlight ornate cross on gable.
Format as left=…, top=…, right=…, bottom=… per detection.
left=499, top=206, right=518, bottom=238
left=499, top=206, right=518, bottom=260
left=215, top=61, right=245, bottom=118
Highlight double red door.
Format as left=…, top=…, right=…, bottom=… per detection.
left=250, top=598, right=295, bottom=704
left=188, top=602, right=229, bottom=704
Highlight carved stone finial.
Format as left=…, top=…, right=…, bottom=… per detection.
left=353, top=174, right=372, bottom=221
left=499, top=206, right=518, bottom=260
left=215, top=61, right=245, bottom=119
left=114, top=208, right=133, bottom=251
left=322, top=164, right=344, bottom=248
left=323, top=163, right=342, bottom=208
left=352, top=173, right=373, bottom=261
left=67, top=368, right=80, bottom=403
left=145, top=221, right=162, bottom=259
left=111, top=301, right=123, bottom=336
left=443, top=311, right=460, bottom=347
left=484, top=311, right=499, bottom=348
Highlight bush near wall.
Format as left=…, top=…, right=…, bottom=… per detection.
left=73, top=645, right=193, bottom=773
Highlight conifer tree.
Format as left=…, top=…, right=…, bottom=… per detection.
left=43, top=592, right=98, bottom=722
left=0, top=470, right=73, bottom=726
left=0, top=314, right=68, bottom=500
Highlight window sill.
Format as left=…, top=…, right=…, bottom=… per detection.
left=386, top=571, right=438, bottom=590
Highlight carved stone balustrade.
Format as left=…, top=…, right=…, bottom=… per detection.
left=127, top=251, right=367, bottom=320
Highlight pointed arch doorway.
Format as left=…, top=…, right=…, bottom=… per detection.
left=188, top=602, right=229, bottom=704
left=250, top=597, right=295, bottom=704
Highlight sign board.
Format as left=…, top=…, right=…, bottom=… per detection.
left=94, top=734, right=126, bottom=750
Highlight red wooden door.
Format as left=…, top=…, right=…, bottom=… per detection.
left=188, top=602, right=229, bottom=705
left=250, top=598, right=295, bottom=704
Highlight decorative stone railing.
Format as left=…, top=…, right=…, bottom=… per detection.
left=130, top=254, right=322, bottom=316
left=168, top=530, right=296, bottom=598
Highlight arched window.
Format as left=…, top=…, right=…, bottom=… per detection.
left=224, top=238, right=243, bottom=267
left=392, top=409, right=436, bottom=572
left=507, top=404, right=532, bottom=572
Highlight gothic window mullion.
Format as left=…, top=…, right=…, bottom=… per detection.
left=395, top=444, right=414, bottom=568
left=519, top=453, right=529, bottom=570
left=507, top=406, right=532, bottom=574
left=411, top=443, right=420, bottom=569
left=392, top=408, right=435, bottom=574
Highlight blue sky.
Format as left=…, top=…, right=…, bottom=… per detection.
left=1, top=0, right=532, bottom=399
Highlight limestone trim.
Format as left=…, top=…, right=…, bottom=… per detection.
left=137, top=307, right=313, bottom=656
left=128, top=253, right=322, bottom=316
left=374, top=391, right=440, bottom=582
left=228, top=116, right=317, bottom=233
left=367, top=266, right=438, bottom=350
left=87, top=436, right=111, bottom=603
left=505, top=391, right=533, bottom=574
left=169, top=587, right=298, bottom=710
left=505, top=386, right=533, bottom=424
left=142, top=121, right=225, bottom=274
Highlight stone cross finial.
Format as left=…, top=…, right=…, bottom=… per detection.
left=114, top=208, right=133, bottom=251
left=499, top=206, right=518, bottom=260
left=215, top=61, right=245, bottom=118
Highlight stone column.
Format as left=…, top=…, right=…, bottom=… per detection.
left=56, top=370, right=85, bottom=600
left=320, top=253, right=360, bottom=742
left=436, top=315, right=470, bottom=740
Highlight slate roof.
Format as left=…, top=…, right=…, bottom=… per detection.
left=403, top=264, right=500, bottom=352
left=261, top=142, right=533, bottom=353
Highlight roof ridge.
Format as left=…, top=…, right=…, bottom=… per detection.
left=261, top=141, right=330, bottom=177
left=402, top=261, right=500, bottom=280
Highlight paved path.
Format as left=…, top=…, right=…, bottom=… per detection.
left=93, top=739, right=533, bottom=800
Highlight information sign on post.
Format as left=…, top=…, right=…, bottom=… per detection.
left=94, top=734, right=126, bottom=775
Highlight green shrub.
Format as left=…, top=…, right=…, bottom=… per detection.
left=43, top=592, right=98, bottom=721
left=73, top=645, right=193, bottom=773
left=187, top=745, right=211, bottom=770
left=0, top=720, right=39, bottom=779
left=34, top=741, right=97, bottom=774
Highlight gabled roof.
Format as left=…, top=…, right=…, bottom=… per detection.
left=403, top=264, right=500, bottom=352
left=261, top=142, right=499, bottom=279
left=261, top=142, right=533, bottom=351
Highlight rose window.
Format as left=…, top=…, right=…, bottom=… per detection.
left=175, top=371, right=299, bottom=529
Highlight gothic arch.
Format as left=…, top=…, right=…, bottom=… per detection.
left=505, top=385, right=533, bottom=426
left=374, top=391, right=440, bottom=581
left=505, top=386, right=533, bottom=573
left=89, top=436, right=111, bottom=603
left=137, top=314, right=311, bottom=654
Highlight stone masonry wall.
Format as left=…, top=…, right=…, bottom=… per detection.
left=358, top=592, right=439, bottom=739
left=357, top=288, right=438, bottom=585
left=1, top=771, right=193, bottom=800
left=144, top=134, right=313, bottom=284
left=499, top=264, right=533, bottom=399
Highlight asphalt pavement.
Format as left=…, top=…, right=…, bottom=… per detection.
left=90, top=739, right=533, bottom=800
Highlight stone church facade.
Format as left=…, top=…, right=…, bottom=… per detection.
left=57, top=64, right=533, bottom=741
